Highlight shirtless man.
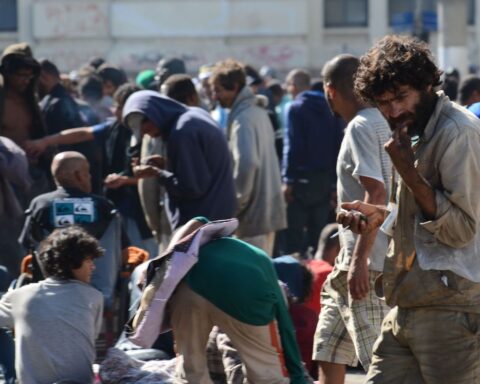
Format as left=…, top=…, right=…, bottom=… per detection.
left=0, top=42, right=50, bottom=201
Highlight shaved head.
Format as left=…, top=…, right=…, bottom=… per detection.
left=322, top=54, right=359, bottom=100
left=51, top=151, right=91, bottom=192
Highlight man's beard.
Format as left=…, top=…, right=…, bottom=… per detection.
left=387, top=91, right=437, bottom=136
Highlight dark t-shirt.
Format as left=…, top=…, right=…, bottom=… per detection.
left=19, top=186, right=129, bottom=250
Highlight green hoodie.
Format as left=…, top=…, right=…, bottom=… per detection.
left=186, top=222, right=306, bottom=383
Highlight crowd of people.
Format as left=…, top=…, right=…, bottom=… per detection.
left=1, top=33, right=480, bottom=384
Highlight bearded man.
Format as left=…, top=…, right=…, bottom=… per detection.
left=338, top=35, right=480, bottom=383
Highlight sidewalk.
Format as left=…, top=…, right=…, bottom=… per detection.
left=346, top=370, right=366, bottom=383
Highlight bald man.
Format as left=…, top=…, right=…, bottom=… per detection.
left=19, top=151, right=130, bottom=299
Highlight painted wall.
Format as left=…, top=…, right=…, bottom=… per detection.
left=2, top=0, right=478, bottom=75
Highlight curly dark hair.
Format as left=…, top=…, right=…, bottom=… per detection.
left=354, top=35, right=442, bottom=104
left=38, top=226, right=104, bottom=280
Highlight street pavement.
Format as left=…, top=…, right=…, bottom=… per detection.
left=346, top=370, right=366, bottom=383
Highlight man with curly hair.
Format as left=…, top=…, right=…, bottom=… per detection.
left=0, top=226, right=104, bottom=384
left=338, top=35, right=480, bottom=382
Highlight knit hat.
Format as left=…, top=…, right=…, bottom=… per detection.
left=136, top=69, right=156, bottom=89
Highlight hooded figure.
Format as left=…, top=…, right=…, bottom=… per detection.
left=123, top=90, right=236, bottom=229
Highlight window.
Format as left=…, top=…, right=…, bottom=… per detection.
left=324, top=0, right=368, bottom=28
left=468, top=0, right=475, bottom=26
left=389, top=0, right=437, bottom=26
left=0, top=0, right=17, bottom=32
left=389, top=0, right=473, bottom=28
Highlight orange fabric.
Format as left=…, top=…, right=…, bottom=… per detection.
left=268, top=321, right=288, bottom=377
left=21, top=254, right=33, bottom=274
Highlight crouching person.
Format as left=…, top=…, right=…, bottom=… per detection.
left=0, top=226, right=104, bottom=384
left=165, top=218, right=306, bottom=384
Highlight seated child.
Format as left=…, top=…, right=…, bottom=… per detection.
left=0, top=226, right=104, bottom=384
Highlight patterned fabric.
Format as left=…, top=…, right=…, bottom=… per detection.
left=312, top=268, right=390, bottom=371
left=206, top=326, right=245, bottom=384
left=100, top=348, right=176, bottom=383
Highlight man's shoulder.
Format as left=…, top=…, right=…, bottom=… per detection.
left=348, top=108, right=389, bottom=135
left=231, top=102, right=268, bottom=126
left=29, top=189, right=65, bottom=210
left=439, top=101, right=480, bottom=138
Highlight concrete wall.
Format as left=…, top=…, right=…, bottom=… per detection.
left=1, top=0, right=477, bottom=75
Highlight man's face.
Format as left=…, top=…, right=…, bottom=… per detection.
left=324, top=83, right=341, bottom=118
left=114, top=101, right=124, bottom=121
left=201, top=78, right=213, bottom=103
left=38, top=71, right=51, bottom=98
left=286, top=79, right=297, bottom=98
left=7, top=68, right=34, bottom=93
left=375, top=84, right=434, bottom=136
left=72, top=256, right=95, bottom=283
left=102, top=80, right=116, bottom=97
left=211, top=79, right=237, bottom=108
left=140, top=119, right=162, bottom=138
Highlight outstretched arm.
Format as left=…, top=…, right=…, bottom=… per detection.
left=25, top=127, right=95, bottom=157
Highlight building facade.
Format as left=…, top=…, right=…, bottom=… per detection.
left=0, top=0, right=478, bottom=75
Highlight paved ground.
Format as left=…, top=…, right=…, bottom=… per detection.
left=346, top=370, right=366, bottom=383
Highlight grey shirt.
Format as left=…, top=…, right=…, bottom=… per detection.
left=336, top=108, right=391, bottom=272
left=0, top=278, right=103, bottom=384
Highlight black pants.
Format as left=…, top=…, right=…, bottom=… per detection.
left=284, top=171, right=331, bottom=256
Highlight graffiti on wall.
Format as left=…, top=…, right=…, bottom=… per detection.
left=116, top=43, right=305, bottom=73
left=34, top=2, right=108, bottom=38
left=36, top=48, right=104, bottom=72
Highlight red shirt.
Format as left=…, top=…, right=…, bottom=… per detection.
left=303, top=260, right=333, bottom=315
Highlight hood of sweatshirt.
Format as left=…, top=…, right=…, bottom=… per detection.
left=122, top=90, right=187, bottom=142
left=295, top=90, right=328, bottom=111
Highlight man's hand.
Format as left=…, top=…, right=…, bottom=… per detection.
left=133, top=164, right=161, bottom=179
left=337, top=201, right=386, bottom=235
left=384, top=126, right=416, bottom=181
left=283, top=184, right=294, bottom=204
left=104, top=173, right=128, bottom=189
left=142, top=155, right=166, bottom=169
left=24, top=139, right=49, bottom=158
left=348, top=256, right=370, bottom=300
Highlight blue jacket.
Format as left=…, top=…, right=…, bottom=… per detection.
left=123, top=91, right=236, bottom=228
left=282, top=91, right=343, bottom=183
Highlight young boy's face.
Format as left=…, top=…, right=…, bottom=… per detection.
left=72, top=257, right=95, bottom=283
